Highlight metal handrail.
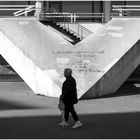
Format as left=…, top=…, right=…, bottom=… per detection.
left=0, top=5, right=35, bottom=16
left=0, top=5, right=35, bottom=11
left=111, top=5, right=140, bottom=17
left=14, top=5, right=35, bottom=15
left=112, top=5, right=140, bottom=8
left=112, top=5, right=131, bottom=17
left=111, top=11, right=130, bottom=17
left=13, top=5, right=35, bottom=16
left=40, top=8, right=92, bottom=40
left=0, top=5, right=35, bottom=7
left=41, top=11, right=105, bottom=23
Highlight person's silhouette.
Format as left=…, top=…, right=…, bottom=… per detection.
left=59, top=68, right=82, bottom=128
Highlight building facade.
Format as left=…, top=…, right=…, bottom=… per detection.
left=0, top=1, right=109, bottom=22
left=0, top=1, right=140, bottom=22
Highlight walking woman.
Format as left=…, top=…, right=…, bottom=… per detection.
left=59, top=68, right=82, bottom=128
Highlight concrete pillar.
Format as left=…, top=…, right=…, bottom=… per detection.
left=103, top=1, right=111, bottom=23
left=35, top=1, right=42, bottom=20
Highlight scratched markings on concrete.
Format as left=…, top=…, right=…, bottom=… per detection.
left=52, top=50, right=104, bottom=73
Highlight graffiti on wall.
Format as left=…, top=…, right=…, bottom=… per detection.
left=52, top=50, right=104, bottom=73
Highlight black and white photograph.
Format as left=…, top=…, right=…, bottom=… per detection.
left=0, top=0, right=139, bottom=138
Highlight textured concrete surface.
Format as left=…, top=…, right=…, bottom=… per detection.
left=0, top=81, right=139, bottom=138
left=0, top=18, right=72, bottom=97
left=79, top=18, right=140, bottom=98
left=1, top=18, right=140, bottom=99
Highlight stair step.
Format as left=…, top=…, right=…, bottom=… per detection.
left=62, top=29, right=67, bottom=32
left=72, top=35, right=79, bottom=38
left=53, top=23, right=81, bottom=41
left=76, top=38, right=81, bottom=40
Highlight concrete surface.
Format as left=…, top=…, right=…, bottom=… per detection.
left=81, top=23, right=104, bottom=32
left=78, top=18, right=140, bottom=98
left=0, top=18, right=73, bottom=97
left=0, top=80, right=140, bottom=138
left=0, top=18, right=140, bottom=99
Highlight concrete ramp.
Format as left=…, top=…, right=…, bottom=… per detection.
left=0, top=18, right=140, bottom=99
left=78, top=18, right=140, bottom=99
left=0, top=18, right=73, bottom=97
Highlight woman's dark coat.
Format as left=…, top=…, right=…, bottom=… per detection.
left=60, top=75, right=78, bottom=105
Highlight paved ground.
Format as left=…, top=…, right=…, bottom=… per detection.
left=0, top=77, right=140, bottom=138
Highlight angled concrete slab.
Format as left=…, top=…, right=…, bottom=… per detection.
left=0, top=17, right=140, bottom=99
left=0, top=18, right=73, bottom=97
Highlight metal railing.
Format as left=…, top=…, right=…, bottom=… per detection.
left=0, top=5, right=105, bottom=23
left=70, top=13, right=105, bottom=23
left=0, top=5, right=35, bottom=16
left=40, top=8, right=93, bottom=40
left=41, top=12, right=105, bottom=23
left=50, top=12, right=105, bottom=23
left=111, top=5, right=140, bottom=17
left=13, top=5, right=35, bottom=16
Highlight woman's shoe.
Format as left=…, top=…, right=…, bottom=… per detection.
left=72, top=121, right=82, bottom=128
left=58, top=121, right=69, bottom=127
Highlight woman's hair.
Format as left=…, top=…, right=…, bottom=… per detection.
left=64, top=68, right=72, bottom=76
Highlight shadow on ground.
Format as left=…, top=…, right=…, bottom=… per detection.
left=0, top=99, right=43, bottom=110
left=0, top=111, right=139, bottom=139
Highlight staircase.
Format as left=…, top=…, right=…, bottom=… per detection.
left=40, top=20, right=81, bottom=44
left=39, top=9, right=92, bottom=44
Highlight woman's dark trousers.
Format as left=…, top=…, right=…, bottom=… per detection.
left=64, top=104, right=79, bottom=122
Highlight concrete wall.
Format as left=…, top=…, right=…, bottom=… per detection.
left=0, top=18, right=73, bottom=97
left=82, top=40, right=140, bottom=99
left=79, top=18, right=140, bottom=99
left=0, top=30, right=61, bottom=97
left=1, top=18, right=140, bottom=99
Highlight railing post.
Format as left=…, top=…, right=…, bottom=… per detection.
left=81, top=27, right=83, bottom=40
left=35, top=1, right=42, bottom=20
left=119, top=8, right=123, bottom=16
left=64, top=14, right=66, bottom=28
left=101, top=13, right=104, bottom=23
left=25, top=9, right=28, bottom=16
left=68, top=22, right=69, bottom=31
left=70, top=13, right=73, bottom=23
left=74, top=14, right=76, bottom=23
left=78, top=24, right=79, bottom=38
